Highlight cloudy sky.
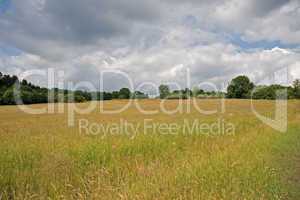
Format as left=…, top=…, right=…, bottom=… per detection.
left=0, top=0, right=300, bottom=92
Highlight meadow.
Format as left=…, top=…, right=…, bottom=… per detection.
left=0, top=99, right=299, bottom=199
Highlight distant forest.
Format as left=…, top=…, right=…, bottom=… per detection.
left=0, top=72, right=299, bottom=105
left=0, top=72, right=148, bottom=105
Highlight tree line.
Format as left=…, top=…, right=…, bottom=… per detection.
left=1, top=72, right=299, bottom=105
left=226, top=75, right=300, bottom=99
left=158, top=85, right=225, bottom=99
left=158, top=75, right=300, bottom=100
left=0, top=72, right=148, bottom=105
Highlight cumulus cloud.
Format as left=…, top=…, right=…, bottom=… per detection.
left=0, top=0, right=299, bottom=92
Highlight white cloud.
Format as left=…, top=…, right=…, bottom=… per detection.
left=0, top=0, right=300, bottom=91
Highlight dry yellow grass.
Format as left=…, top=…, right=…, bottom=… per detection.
left=0, top=99, right=299, bottom=199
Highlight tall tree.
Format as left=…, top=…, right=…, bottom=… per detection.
left=118, top=88, right=131, bottom=99
left=159, top=84, right=170, bottom=99
left=227, top=75, right=254, bottom=99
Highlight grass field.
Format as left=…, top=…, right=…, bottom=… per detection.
left=0, top=99, right=300, bottom=199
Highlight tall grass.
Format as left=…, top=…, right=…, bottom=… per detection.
left=0, top=100, right=299, bottom=199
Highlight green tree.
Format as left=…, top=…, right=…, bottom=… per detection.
left=293, top=79, right=300, bottom=99
left=133, top=91, right=148, bottom=99
left=183, top=88, right=192, bottom=98
left=252, top=85, right=290, bottom=100
left=227, top=75, right=254, bottom=99
left=111, top=91, right=119, bottom=99
left=192, top=87, right=204, bottom=97
left=2, top=88, right=15, bottom=105
left=118, top=88, right=131, bottom=99
left=159, top=84, right=170, bottom=99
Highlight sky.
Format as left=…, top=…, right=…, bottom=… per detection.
left=0, top=0, right=300, bottom=92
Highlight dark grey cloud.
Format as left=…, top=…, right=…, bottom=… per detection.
left=0, top=0, right=163, bottom=58
left=44, top=0, right=162, bottom=43
left=252, top=0, right=290, bottom=16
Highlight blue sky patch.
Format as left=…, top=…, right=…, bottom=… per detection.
left=0, top=0, right=11, bottom=14
left=0, top=43, right=23, bottom=57
left=228, top=33, right=300, bottom=50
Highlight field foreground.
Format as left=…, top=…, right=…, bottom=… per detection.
left=0, top=99, right=300, bottom=199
